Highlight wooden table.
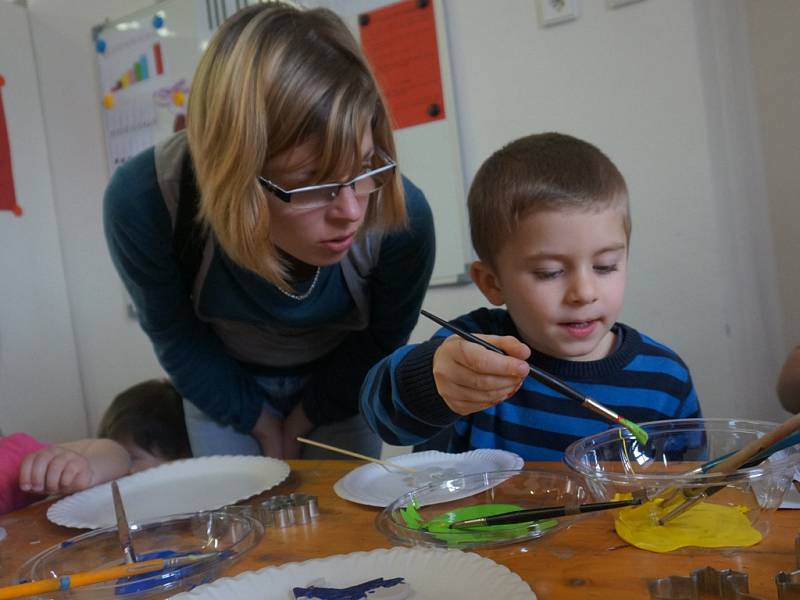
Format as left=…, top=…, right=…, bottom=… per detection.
left=1, top=460, right=799, bottom=598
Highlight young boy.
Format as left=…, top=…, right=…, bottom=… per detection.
left=1, top=379, right=192, bottom=514
left=97, top=378, right=192, bottom=472
left=360, top=132, right=701, bottom=460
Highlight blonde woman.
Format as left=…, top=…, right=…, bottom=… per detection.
left=103, top=3, right=435, bottom=459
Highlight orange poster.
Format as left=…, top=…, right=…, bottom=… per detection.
left=359, top=0, right=445, bottom=130
left=0, top=75, right=22, bottom=216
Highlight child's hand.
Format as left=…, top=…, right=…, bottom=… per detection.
left=433, top=334, right=531, bottom=415
left=19, top=446, right=95, bottom=495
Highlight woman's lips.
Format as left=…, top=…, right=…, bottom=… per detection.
left=320, top=232, right=356, bottom=253
left=560, top=319, right=600, bottom=339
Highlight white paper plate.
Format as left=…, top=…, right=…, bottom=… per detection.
left=171, top=546, right=535, bottom=599
left=333, top=449, right=524, bottom=507
left=47, top=455, right=290, bottom=529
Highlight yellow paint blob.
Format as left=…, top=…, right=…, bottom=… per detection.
left=614, top=498, right=762, bottom=553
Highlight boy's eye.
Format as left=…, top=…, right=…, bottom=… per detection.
left=594, top=264, right=618, bottom=274
left=534, top=270, right=563, bottom=281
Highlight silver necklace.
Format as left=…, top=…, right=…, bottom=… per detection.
left=275, top=266, right=321, bottom=301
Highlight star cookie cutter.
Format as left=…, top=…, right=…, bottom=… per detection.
left=649, top=534, right=800, bottom=600
left=648, top=566, right=757, bottom=600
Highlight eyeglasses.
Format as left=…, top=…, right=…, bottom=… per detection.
left=258, top=152, right=397, bottom=212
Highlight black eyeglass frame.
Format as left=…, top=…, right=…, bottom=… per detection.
left=257, top=151, right=397, bottom=204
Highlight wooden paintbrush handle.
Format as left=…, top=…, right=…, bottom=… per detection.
left=708, top=412, right=800, bottom=475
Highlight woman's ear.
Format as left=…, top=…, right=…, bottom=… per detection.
left=470, top=260, right=505, bottom=306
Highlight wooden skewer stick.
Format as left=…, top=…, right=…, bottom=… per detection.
left=296, top=437, right=417, bottom=473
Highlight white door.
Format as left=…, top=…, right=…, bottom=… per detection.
left=0, top=1, right=86, bottom=441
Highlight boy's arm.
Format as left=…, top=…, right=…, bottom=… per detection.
left=778, top=347, right=800, bottom=414
left=360, top=339, right=457, bottom=447
left=19, top=439, right=131, bottom=495
left=360, top=325, right=529, bottom=446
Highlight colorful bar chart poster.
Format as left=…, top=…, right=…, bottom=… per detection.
left=95, top=20, right=174, bottom=173
left=0, top=74, right=21, bottom=216
left=359, top=0, right=445, bottom=130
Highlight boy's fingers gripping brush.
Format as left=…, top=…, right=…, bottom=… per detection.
left=420, top=310, right=648, bottom=445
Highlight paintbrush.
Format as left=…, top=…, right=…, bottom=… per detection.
left=658, top=412, right=800, bottom=525
left=448, top=497, right=643, bottom=529
left=296, top=437, right=417, bottom=473
left=0, top=553, right=217, bottom=600
left=420, top=310, right=649, bottom=445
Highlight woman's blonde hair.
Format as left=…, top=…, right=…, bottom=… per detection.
left=187, top=2, right=406, bottom=288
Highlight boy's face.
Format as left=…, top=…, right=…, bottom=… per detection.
left=120, top=439, right=168, bottom=473
left=472, top=205, right=628, bottom=361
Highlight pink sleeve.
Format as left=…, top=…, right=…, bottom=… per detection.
left=0, top=432, right=50, bottom=515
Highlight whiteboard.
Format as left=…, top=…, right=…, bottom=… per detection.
left=93, top=0, right=471, bottom=284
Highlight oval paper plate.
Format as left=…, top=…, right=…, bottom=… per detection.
left=333, top=449, right=524, bottom=507
left=171, top=546, right=535, bottom=599
left=47, top=455, right=290, bottom=528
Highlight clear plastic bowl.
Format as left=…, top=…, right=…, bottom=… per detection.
left=18, top=510, right=263, bottom=599
left=563, top=418, right=800, bottom=536
left=376, top=469, right=590, bottom=550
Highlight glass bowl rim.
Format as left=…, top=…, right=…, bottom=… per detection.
left=563, top=417, right=800, bottom=483
left=18, top=509, right=264, bottom=591
left=378, top=468, right=586, bottom=539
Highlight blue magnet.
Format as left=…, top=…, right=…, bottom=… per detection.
left=152, top=14, right=165, bottom=29
left=95, top=38, right=106, bottom=54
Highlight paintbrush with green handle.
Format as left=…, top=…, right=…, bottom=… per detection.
left=420, top=310, right=649, bottom=445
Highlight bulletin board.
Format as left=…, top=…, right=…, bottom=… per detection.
left=93, top=0, right=471, bottom=285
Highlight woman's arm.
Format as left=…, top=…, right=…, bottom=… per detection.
left=778, top=347, right=800, bottom=413
left=104, top=149, right=266, bottom=434
left=300, top=178, right=436, bottom=427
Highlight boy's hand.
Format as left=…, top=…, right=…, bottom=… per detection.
left=19, top=446, right=95, bottom=495
left=433, top=334, right=531, bottom=415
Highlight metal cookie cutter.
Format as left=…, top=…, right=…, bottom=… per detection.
left=650, top=534, right=800, bottom=600
left=257, top=493, right=319, bottom=528
left=648, top=566, right=761, bottom=600
left=774, top=533, right=800, bottom=600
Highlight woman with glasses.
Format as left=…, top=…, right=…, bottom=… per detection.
left=103, top=2, right=435, bottom=459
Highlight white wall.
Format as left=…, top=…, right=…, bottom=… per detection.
left=746, top=1, right=800, bottom=358
left=0, top=1, right=85, bottom=442
left=27, top=0, right=163, bottom=436
left=20, top=0, right=792, bottom=440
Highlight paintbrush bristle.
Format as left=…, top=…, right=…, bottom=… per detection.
left=619, top=418, right=649, bottom=445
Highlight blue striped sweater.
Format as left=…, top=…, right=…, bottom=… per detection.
left=359, top=308, right=701, bottom=460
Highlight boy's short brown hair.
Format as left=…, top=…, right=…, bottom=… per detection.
left=97, top=379, right=192, bottom=461
left=468, top=132, right=631, bottom=264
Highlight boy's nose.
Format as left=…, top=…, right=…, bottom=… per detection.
left=567, top=272, right=598, bottom=305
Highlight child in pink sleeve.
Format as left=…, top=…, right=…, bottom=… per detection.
left=0, top=433, right=50, bottom=514
left=0, top=433, right=131, bottom=515
left=0, top=379, right=193, bottom=516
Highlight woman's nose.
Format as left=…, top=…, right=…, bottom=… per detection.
left=327, top=184, right=364, bottom=221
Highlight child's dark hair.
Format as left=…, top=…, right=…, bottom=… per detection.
left=468, top=132, right=630, bottom=265
left=97, top=379, right=192, bottom=460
